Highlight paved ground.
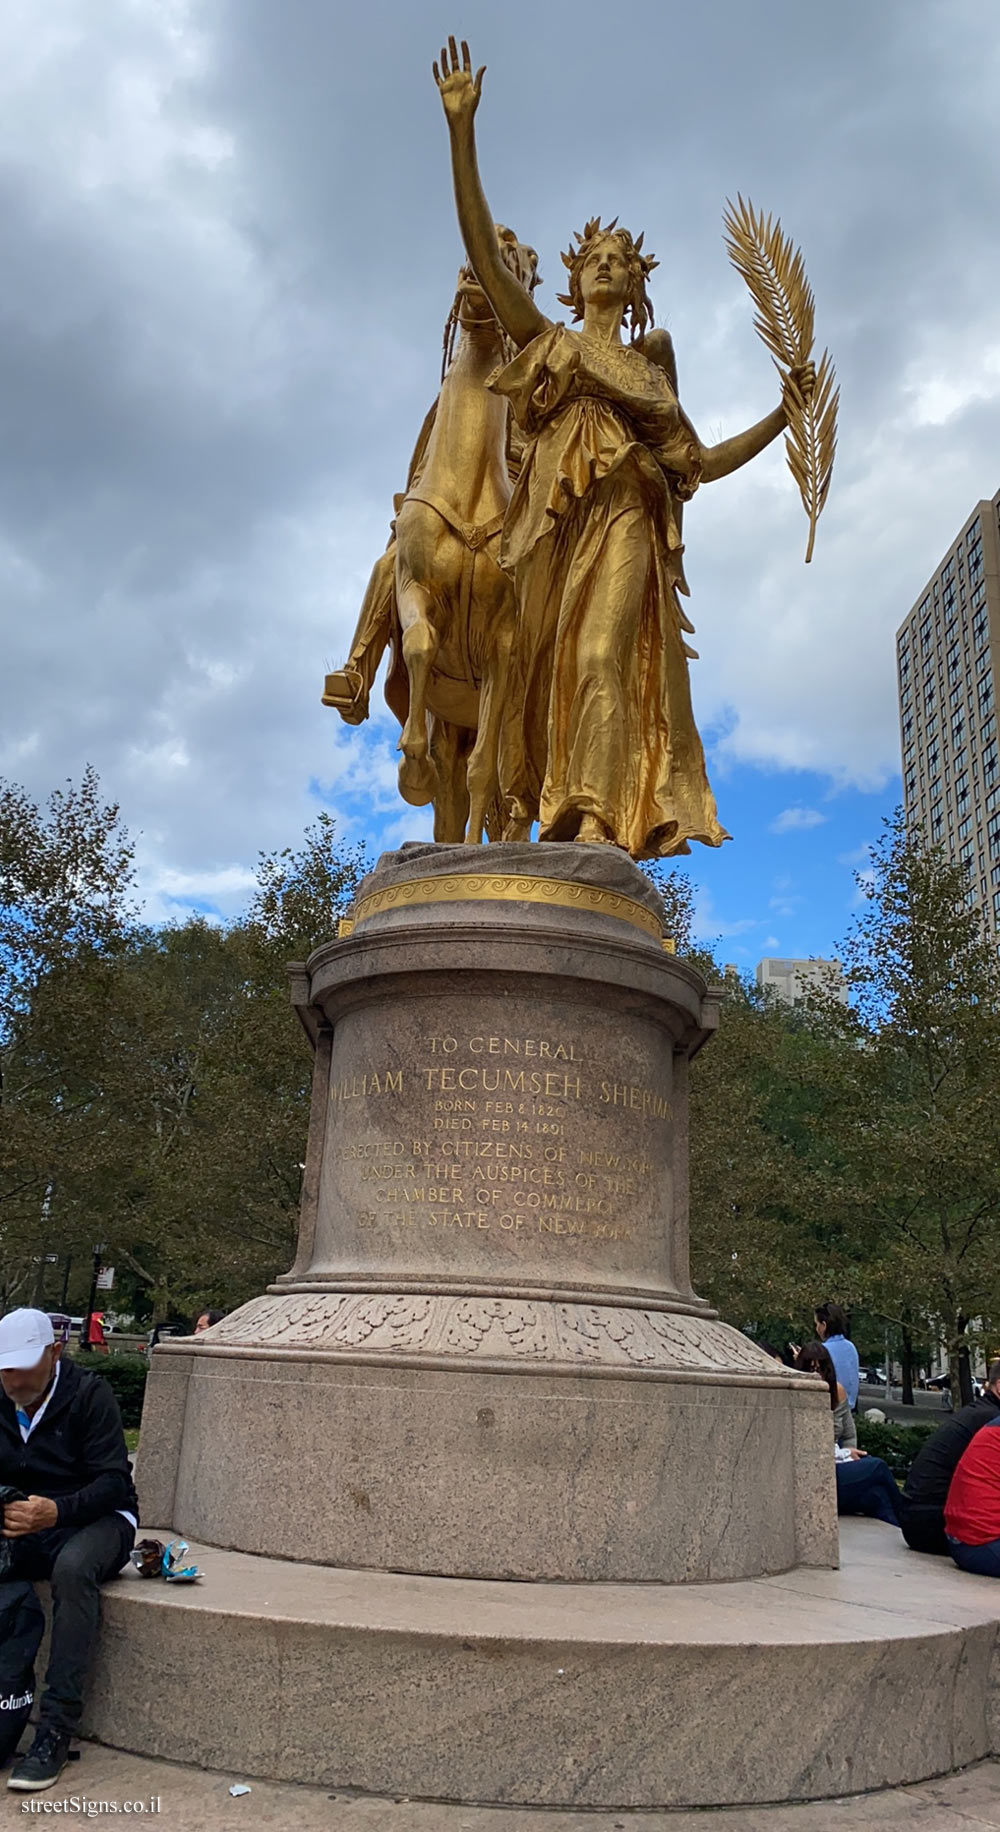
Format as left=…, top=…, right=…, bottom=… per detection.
left=4, top=1747, right=998, bottom=1831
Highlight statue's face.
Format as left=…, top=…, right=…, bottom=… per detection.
left=579, top=236, right=630, bottom=309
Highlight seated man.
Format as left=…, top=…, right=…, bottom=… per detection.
left=899, top=1359, right=1000, bottom=1555
left=945, top=1415, right=1000, bottom=1577
left=0, top=1308, right=137, bottom=1792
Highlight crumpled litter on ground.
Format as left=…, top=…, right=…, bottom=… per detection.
left=129, top=1536, right=202, bottom=1581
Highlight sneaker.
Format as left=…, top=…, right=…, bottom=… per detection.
left=6, top=1727, right=71, bottom=1791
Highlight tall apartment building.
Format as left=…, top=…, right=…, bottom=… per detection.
left=756, top=957, right=847, bottom=1005
left=896, top=489, right=1000, bottom=938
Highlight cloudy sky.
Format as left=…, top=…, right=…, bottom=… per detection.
left=2, top=0, right=999, bottom=962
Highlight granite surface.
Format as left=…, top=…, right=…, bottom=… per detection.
left=77, top=1520, right=1000, bottom=1809
left=159, top=1351, right=829, bottom=1581
left=352, top=840, right=670, bottom=921
left=139, top=839, right=834, bottom=1585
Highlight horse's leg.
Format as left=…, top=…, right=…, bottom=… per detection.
left=465, top=638, right=510, bottom=846
left=430, top=719, right=470, bottom=843
left=465, top=557, right=519, bottom=844
left=395, top=577, right=439, bottom=807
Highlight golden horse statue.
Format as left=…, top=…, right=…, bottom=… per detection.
left=323, top=227, right=538, bottom=843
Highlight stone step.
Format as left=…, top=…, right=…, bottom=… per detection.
left=83, top=1519, right=999, bottom=1810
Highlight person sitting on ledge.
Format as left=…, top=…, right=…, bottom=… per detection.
left=944, top=1414, right=1000, bottom=1578
left=0, top=1308, right=138, bottom=1794
left=794, top=1341, right=856, bottom=1448
left=795, top=1341, right=901, bottom=1526
left=898, top=1359, right=1000, bottom=1556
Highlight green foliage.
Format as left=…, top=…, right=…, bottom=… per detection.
left=1, top=767, right=139, bottom=1306
left=686, top=812, right=1000, bottom=1400
left=5, top=773, right=999, bottom=1396
left=638, top=864, right=696, bottom=953
left=855, top=1415, right=936, bottom=1479
left=1, top=772, right=368, bottom=1323
left=69, top=1352, right=149, bottom=1429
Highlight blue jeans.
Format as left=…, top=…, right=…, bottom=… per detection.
left=947, top=1534, right=1000, bottom=1577
left=835, top=1455, right=903, bottom=1526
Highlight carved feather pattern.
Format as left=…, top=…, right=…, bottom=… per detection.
left=723, top=195, right=839, bottom=563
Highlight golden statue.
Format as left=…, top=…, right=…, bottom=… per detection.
left=433, top=39, right=823, bottom=859
left=324, top=230, right=539, bottom=843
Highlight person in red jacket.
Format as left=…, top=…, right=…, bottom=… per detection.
left=84, top=1313, right=107, bottom=1353
left=944, top=1416, right=1000, bottom=1577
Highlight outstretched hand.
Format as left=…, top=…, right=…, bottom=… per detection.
left=433, top=36, right=485, bottom=124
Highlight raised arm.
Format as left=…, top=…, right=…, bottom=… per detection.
left=434, top=39, right=547, bottom=351
left=699, top=363, right=814, bottom=483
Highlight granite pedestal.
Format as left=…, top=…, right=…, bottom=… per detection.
left=79, top=1523, right=1000, bottom=1808
left=140, top=843, right=835, bottom=1583
left=120, top=847, right=994, bottom=1805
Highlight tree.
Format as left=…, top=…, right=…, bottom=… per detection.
left=1, top=779, right=368, bottom=1322
left=687, top=969, right=848, bottom=1333
left=0, top=769, right=138, bottom=1303
left=807, top=811, right=1000, bottom=1402
left=61, top=817, right=369, bottom=1323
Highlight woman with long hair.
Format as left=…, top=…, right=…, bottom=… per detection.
left=795, top=1339, right=856, bottom=1448
left=795, top=1341, right=902, bottom=1527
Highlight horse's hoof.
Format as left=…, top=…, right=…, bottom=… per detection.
left=398, top=755, right=437, bottom=806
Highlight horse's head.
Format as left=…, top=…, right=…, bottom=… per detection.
left=496, top=225, right=540, bottom=298
left=446, top=226, right=541, bottom=363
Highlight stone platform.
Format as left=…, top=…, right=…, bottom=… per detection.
left=139, top=841, right=836, bottom=1584
left=80, top=1522, right=999, bottom=1810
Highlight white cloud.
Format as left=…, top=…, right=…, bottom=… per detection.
left=692, top=888, right=759, bottom=943
left=0, top=0, right=997, bottom=918
left=769, top=807, right=828, bottom=835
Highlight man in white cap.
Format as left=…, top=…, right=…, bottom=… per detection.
left=0, top=1307, right=137, bottom=1792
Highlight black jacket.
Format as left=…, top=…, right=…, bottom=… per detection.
left=902, top=1389, right=1000, bottom=1510
left=0, top=1358, right=138, bottom=1531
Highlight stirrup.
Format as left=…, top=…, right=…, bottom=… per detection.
left=322, top=668, right=368, bottom=723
